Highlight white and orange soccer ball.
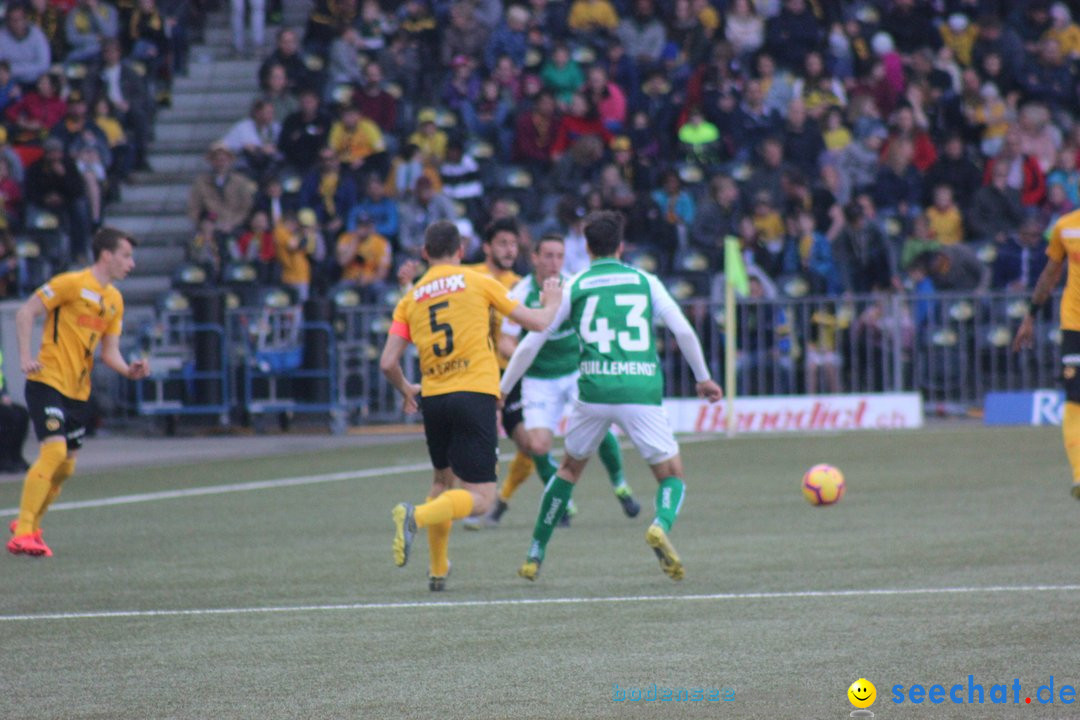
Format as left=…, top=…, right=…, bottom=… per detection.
left=801, top=464, right=845, bottom=506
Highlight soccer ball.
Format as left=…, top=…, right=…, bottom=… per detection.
left=802, top=464, right=845, bottom=506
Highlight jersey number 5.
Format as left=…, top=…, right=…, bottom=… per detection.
left=429, top=301, right=454, bottom=357
left=580, top=294, right=649, bottom=353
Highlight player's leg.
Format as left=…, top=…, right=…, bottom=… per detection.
left=8, top=382, right=73, bottom=557
left=519, top=401, right=610, bottom=580
left=618, top=404, right=685, bottom=580
left=34, top=396, right=88, bottom=533
left=598, top=432, right=640, bottom=517
left=501, top=379, right=534, bottom=501
left=393, top=393, right=454, bottom=569
left=1061, top=331, right=1080, bottom=498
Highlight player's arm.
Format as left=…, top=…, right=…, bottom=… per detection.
left=99, top=334, right=150, bottom=379
left=15, top=294, right=47, bottom=374
left=379, top=330, right=420, bottom=414
left=497, top=279, right=528, bottom=359
left=501, top=283, right=571, bottom=394
left=1013, top=258, right=1065, bottom=352
left=505, top=276, right=563, bottom=331
left=648, top=275, right=723, bottom=402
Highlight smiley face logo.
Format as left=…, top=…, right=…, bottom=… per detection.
left=848, top=678, right=877, bottom=708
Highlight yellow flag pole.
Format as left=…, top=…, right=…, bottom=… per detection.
left=725, top=275, right=736, bottom=439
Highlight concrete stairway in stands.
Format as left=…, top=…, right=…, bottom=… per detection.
left=109, top=1, right=311, bottom=328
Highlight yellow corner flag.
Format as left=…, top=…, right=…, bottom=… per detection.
left=724, top=235, right=749, bottom=297
left=723, top=236, right=745, bottom=438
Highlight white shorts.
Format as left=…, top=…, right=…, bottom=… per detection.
left=522, top=373, right=578, bottom=431
left=563, top=401, right=679, bottom=466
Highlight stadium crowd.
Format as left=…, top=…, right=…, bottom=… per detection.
left=174, top=0, right=1074, bottom=314
left=0, top=0, right=206, bottom=295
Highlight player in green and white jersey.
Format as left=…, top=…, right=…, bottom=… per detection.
left=467, top=233, right=641, bottom=529
left=500, top=211, right=723, bottom=581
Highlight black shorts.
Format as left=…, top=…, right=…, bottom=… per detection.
left=1063, top=330, right=1080, bottom=403
left=25, top=380, right=89, bottom=451
left=501, top=378, right=524, bottom=436
left=420, top=391, right=498, bottom=484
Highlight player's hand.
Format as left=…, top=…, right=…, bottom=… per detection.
left=402, top=382, right=421, bottom=414
left=696, top=379, right=723, bottom=403
left=20, top=357, right=42, bottom=375
left=397, top=259, right=420, bottom=288
left=127, top=359, right=151, bottom=380
left=541, top=276, right=562, bottom=307
left=1012, top=315, right=1035, bottom=352
left=497, top=391, right=507, bottom=410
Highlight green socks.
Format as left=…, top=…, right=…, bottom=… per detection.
left=531, top=452, right=559, bottom=484
left=598, top=431, right=627, bottom=492
left=528, top=475, right=575, bottom=562
left=654, top=477, right=685, bottom=532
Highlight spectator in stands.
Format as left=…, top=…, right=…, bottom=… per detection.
left=439, top=138, right=484, bottom=224
left=1047, top=145, right=1080, bottom=206
left=279, top=88, right=329, bottom=173
left=540, top=42, right=583, bottom=107
left=568, top=0, right=619, bottom=36
left=764, top=0, right=822, bottom=72
left=442, top=54, right=481, bottom=116
left=972, top=15, right=1026, bottom=84
left=329, top=104, right=386, bottom=179
left=781, top=98, right=824, bottom=179
left=970, top=157, right=1026, bottom=244
left=396, top=175, right=455, bottom=259
left=84, top=38, right=152, bottom=171
left=832, top=199, right=895, bottom=294
left=259, top=28, right=309, bottom=93
left=348, top=173, right=397, bottom=242
left=882, top=103, right=937, bottom=173
left=261, top=63, right=298, bottom=124
left=736, top=269, right=794, bottom=395
left=440, top=2, right=489, bottom=70
left=27, top=0, right=67, bottom=64
left=273, top=211, right=314, bottom=302
left=0, top=4, right=52, bottom=86
left=725, top=0, right=763, bottom=59
left=25, top=137, right=90, bottom=263
left=0, top=231, right=19, bottom=299
left=334, top=212, right=391, bottom=301
left=923, top=132, right=982, bottom=209
left=128, top=0, right=175, bottom=108
left=1021, top=36, right=1075, bottom=114
left=406, top=108, right=446, bottom=167
left=377, top=30, right=420, bottom=107
left=512, top=90, right=557, bottom=173
left=65, top=0, right=118, bottom=63
left=328, top=26, right=364, bottom=89
left=992, top=215, right=1049, bottom=291
left=551, top=92, right=611, bottom=160
left=221, top=99, right=281, bottom=180
left=925, top=184, right=964, bottom=246
left=744, top=136, right=791, bottom=209
left=485, top=4, right=529, bottom=71
left=231, top=0, right=265, bottom=57
left=872, top=136, right=921, bottom=220
left=50, top=92, right=110, bottom=226
left=690, top=174, right=740, bottom=265
left=188, top=211, right=223, bottom=278
left=188, top=143, right=257, bottom=236
left=732, top=80, right=782, bottom=161
left=230, top=209, right=276, bottom=283
left=881, top=0, right=940, bottom=57
left=299, top=146, right=357, bottom=239
left=0, top=154, right=23, bottom=227
left=353, top=61, right=398, bottom=140
left=851, top=288, right=913, bottom=391
left=0, top=60, right=20, bottom=115
left=907, top=245, right=989, bottom=293
left=1015, top=103, right=1062, bottom=174
left=6, top=71, right=65, bottom=143
left=305, top=0, right=357, bottom=55
left=617, top=0, right=666, bottom=71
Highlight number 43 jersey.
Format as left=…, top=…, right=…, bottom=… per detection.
left=567, top=258, right=679, bottom=406
left=390, top=264, right=520, bottom=398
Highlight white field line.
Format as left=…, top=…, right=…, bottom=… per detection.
left=2, top=584, right=1078, bottom=623
left=0, top=461, right=435, bottom=516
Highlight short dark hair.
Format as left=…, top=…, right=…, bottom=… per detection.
left=534, top=232, right=564, bottom=253
left=583, top=210, right=623, bottom=257
left=92, top=226, right=137, bottom=260
left=424, top=220, right=461, bottom=259
left=484, top=217, right=519, bottom=244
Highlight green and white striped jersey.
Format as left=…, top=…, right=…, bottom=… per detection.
left=502, top=273, right=579, bottom=379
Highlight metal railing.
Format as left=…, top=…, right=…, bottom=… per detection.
left=121, top=290, right=1063, bottom=430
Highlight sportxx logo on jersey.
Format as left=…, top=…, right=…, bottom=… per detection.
left=413, top=274, right=466, bottom=302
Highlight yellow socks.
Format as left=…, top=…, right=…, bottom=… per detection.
left=1064, top=402, right=1080, bottom=482
left=425, top=496, right=451, bottom=577
left=499, top=451, right=534, bottom=503
left=414, top=489, right=474, bottom=528
left=14, top=442, right=67, bottom=536
left=34, top=458, right=76, bottom=532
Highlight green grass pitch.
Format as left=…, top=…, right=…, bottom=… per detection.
left=2, top=425, right=1079, bottom=719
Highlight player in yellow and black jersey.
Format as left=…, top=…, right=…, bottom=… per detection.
left=1015, top=208, right=1080, bottom=498
left=8, top=228, right=150, bottom=558
left=380, top=220, right=560, bottom=590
